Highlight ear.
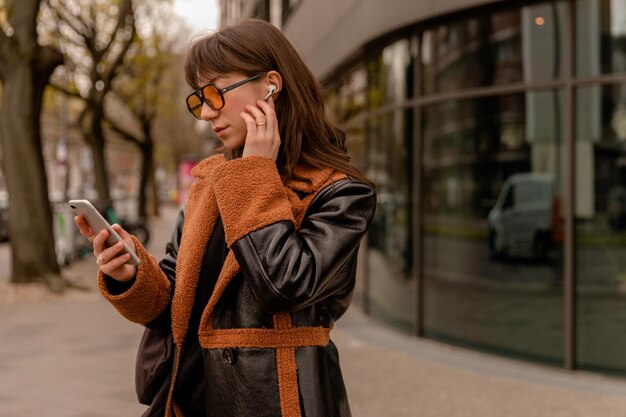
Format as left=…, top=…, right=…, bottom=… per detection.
left=265, top=70, right=283, bottom=96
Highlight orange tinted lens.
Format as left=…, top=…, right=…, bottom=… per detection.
left=187, top=94, right=203, bottom=119
left=201, top=85, right=223, bottom=110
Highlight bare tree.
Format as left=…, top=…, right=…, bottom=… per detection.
left=106, top=2, right=209, bottom=218
left=0, top=0, right=64, bottom=285
left=45, top=0, right=135, bottom=201
left=104, top=0, right=173, bottom=219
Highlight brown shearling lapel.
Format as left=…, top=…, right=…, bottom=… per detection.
left=170, top=155, right=225, bottom=346
left=171, top=177, right=218, bottom=345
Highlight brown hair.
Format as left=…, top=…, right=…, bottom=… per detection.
left=184, top=19, right=373, bottom=188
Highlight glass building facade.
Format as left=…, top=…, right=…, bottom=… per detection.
left=323, top=0, right=626, bottom=375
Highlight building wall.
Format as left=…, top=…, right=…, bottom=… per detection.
left=222, top=0, right=508, bottom=78
left=283, top=0, right=507, bottom=78
left=223, top=0, right=626, bottom=377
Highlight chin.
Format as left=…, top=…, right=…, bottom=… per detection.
left=222, top=142, right=242, bottom=152
left=221, top=136, right=245, bottom=151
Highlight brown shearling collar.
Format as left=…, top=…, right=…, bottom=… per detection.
left=190, top=154, right=336, bottom=195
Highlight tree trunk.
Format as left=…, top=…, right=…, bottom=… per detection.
left=138, top=139, right=153, bottom=220
left=1, top=65, right=60, bottom=284
left=150, top=162, right=159, bottom=217
left=84, top=108, right=110, bottom=201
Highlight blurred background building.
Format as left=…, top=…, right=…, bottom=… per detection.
left=221, top=0, right=626, bottom=377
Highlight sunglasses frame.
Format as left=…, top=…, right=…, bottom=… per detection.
left=186, top=73, right=265, bottom=119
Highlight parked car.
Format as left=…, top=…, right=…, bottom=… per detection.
left=487, top=173, right=563, bottom=260
left=0, top=191, right=9, bottom=241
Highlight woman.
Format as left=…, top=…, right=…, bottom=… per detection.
left=75, top=19, right=376, bottom=417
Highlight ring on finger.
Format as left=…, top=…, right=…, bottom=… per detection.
left=256, top=122, right=266, bottom=127
left=96, top=254, right=106, bottom=265
left=88, top=234, right=96, bottom=242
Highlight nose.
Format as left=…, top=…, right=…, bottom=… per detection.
left=200, top=102, right=219, bottom=121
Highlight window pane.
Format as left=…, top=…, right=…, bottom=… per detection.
left=576, top=0, right=626, bottom=76
left=337, top=66, right=367, bottom=123
left=422, top=91, right=565, bottom=365
left=366, top=109, right=416, bottom=331
left=576, top=84, right=626, bottom=374
left=346, top=124, right=366, bottom=174
left=420, top=3, right=566, bottom=94
left=367, top=38, right=416, bottom=110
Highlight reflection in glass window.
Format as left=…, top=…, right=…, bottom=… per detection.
left=576, top=84, right=626, bottom=375
left=576, top=0, right=626, bottom=76
left=345, top=125, right=366, bottom=173
left=322, top=0, right=626, bottom=375
left=367, top=38, right=416, bottom=109
left=422, top=94, right=529, bottom=217
left=420, top=2, right=566, bottom=94
left=337, top=66, right=367, bottom=123
left=514, top=177, right=553, bottom=204
left=521, top=2, right=568, bottom=83
left=422, top=91, right=564, bottom=365
left=323, top=87, right=338, bottom=124
left=366, top=110, right=416, bottom=331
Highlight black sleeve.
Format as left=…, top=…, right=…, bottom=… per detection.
left=230, top=179, right=376, bottom=313
left=158, top=207, right=185, bottom=286
left=145, top=207, right=185, bottom=329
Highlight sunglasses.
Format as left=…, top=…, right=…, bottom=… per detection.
left=186, top=73, right=264, bottom=119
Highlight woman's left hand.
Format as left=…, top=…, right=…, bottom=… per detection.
left=241, top=96, right=281, bottom=161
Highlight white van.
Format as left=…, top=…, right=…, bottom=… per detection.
left=487, top=173, right=563, bottom=260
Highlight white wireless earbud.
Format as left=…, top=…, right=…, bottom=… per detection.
left=264, top=85, right=277, bottom=100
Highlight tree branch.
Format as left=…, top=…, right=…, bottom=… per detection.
left=85, top=2, right=102, bottom=62
left=102, top=31, right=135, bottom=98
left=78, top=106, right=89, bottom=133
left=49, top=81, right=83, bottom=99
left=35, top=44, right=63, bottom=81
left=101, top=0, right=133, bottom=57
left=105, top=114, right=142, bottom=147
left=52, top=2, right=91, bottom=46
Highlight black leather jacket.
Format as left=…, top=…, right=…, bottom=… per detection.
left=100, top=156, right=376, bottom=417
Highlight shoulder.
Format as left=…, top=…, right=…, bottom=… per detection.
left=307, top=176, right=377, bottom=221
left=316, top=176, right=376, bottom=199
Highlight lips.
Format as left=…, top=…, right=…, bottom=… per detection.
left=213, top=126, right=227, bottom=137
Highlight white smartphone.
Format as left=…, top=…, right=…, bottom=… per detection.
left=69, top=199, right=141, bottom=266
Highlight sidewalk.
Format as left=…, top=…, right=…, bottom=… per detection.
left=2, top=206, right=626, bottom=416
